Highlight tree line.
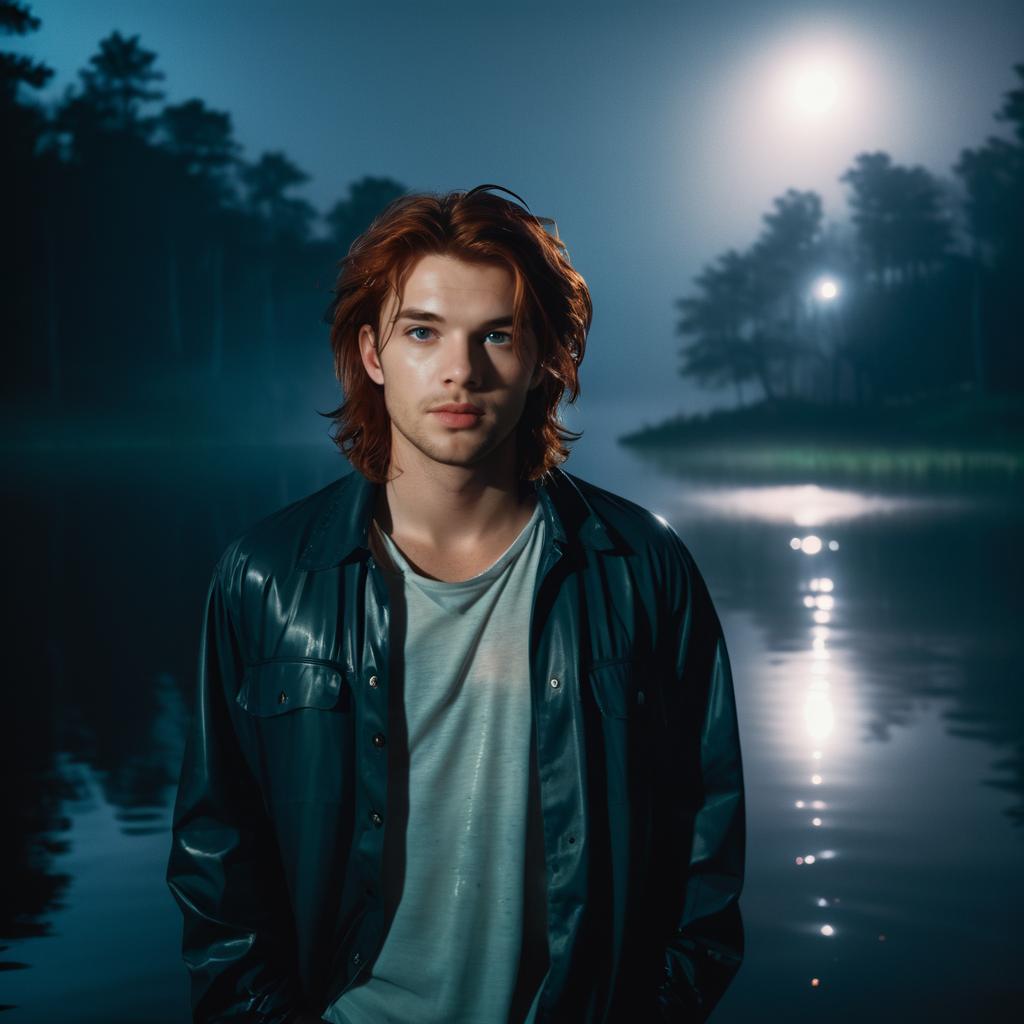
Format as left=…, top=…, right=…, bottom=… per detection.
left=3, top=3, right=1021, bottom=430
left=2, top=2, right=407, bottom=428
left=675, top=64, right=1024, bottom=409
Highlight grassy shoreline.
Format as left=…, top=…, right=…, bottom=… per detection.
left=621, top=438, right=1022, bottom=476
left=617, top=395, right=1024, bottom=482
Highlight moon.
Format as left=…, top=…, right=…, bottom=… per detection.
left=787, top=61, right=842, bottom=117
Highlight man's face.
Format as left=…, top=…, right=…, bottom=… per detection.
left=358, top=253, right=543, bottom=476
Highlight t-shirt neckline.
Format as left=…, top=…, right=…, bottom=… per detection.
left=371, top=498, right=542, bottom=588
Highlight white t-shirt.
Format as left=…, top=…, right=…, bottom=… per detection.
left=323, top=498, right=550, bottom=1024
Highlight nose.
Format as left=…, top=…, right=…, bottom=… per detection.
left=442, top=332, right=483, bottom=388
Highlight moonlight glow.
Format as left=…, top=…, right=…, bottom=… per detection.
left=787, top=61, right=842, bottom=116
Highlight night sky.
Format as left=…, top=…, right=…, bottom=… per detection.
left=12, top=0, right=1024, bottom=430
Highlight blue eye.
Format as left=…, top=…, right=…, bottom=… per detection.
left=405, top=326, right=512, bottom=345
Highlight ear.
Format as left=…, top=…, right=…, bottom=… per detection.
left=359, top=324, right=384, bottom=386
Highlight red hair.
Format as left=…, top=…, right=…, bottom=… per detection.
left=321, top=184, right=592, bottom=484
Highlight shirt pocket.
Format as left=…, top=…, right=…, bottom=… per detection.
left=585, top=656, right=647, bottom=720
left=236, top=658, right=354, bottom=806
left=584, top=657, right=653, bottom=814
left=237, top=659, right=351, bottom=715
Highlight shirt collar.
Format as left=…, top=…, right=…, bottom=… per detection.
left=298, top=463, right=615, bottom=571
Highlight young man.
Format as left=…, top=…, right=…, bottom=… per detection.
left=167, top=185, right=746, bottom=1024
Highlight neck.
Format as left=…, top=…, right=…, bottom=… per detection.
left=372, top=443, right=536, bottom=553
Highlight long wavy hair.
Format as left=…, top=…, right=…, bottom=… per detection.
left=320, top=184, right=592, bottom=484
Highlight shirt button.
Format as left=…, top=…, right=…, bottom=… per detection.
left=368, top=674, right=379, bottom=689
left=352, top=951, right=362, bottom=965
left=372, top=732, right=386, bottom=748
left=549, top=677, right=561, bottom=689
left=278, top=691, right=288, bottom=704
left=370, top=811, right=383, bottom=827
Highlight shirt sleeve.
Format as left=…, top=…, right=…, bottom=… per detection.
left=165, top=549, right=304, bottom=1023
left=653, top=525, right=746, bottom=1020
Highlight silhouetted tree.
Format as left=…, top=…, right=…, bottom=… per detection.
left=326, top=175, right=407, bottom=254
left=955, top=64, right=1024, bottom=393
left=159, top=98, right=239, bottom=196
left=157, top=99, right=241, bottom=359
left=676, top=189, right=829, bottom=405
left=0, top=1, right=51, bottom=100
left=676, top=249, right=762, bottom=404
left=840, top=152, right=953, bottom=287
left=76, top=29, right=164, bottom=137
left=241, top=150, right=315, bottom=240
left=240, top=151, right=315, bottom=391
left=837, top=151, right=972, bottom=402
left=43, top=34, right=170, bottom=387
left=956, top=64, right=1024, bottom=267
left=749, top=189, right=825, bottom=396
left=1, top=1, right=55, bottom=401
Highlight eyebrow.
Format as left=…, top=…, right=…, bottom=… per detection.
left=395, top=308, right=515, bottom=329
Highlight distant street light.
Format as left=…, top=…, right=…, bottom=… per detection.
left=813, top=276, right=840, bottom=302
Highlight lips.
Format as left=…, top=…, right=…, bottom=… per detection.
left=430, top=403, right=484, bottom=414
left=430, top=405, right=484, bottom=429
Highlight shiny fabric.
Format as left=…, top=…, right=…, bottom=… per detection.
left=166, top=465, right=746, bottom=1023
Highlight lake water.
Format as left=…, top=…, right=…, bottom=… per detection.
left=3, top=413, right=1022, bottom=1022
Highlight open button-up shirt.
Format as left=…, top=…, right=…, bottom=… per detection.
left=166, top=464, right=746, bottom=1023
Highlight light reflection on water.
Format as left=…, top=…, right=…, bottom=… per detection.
left=2, top=441, right=1022, bottom=1022
left=667, top=480, right=970, bottom=525
left=592, top=405, right=1023, bottom=1015
left=787, top=532, right=850, bottom=992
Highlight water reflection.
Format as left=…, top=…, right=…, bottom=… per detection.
left=680, top=481, right=963, bottom=525
left=791, top=532, right=847, bottom=991
left=627, top=458, right=1023, bottom=1018
left=648, top=472, right=1024, bottom=833
left=1, top=445, right=342, bottom=1019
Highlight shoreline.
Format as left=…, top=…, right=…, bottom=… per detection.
left=615, top=394, right=1024, bottom=481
